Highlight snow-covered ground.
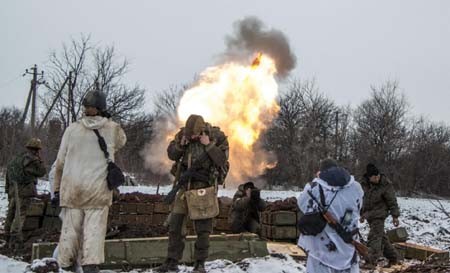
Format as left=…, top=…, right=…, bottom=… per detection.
left=0, top=179, right=449, bottom=272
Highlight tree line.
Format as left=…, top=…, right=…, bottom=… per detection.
left=1, top=36, right=449, bottom=197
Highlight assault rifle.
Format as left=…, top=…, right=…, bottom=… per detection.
left=308, top=189, right=369, bottom=258
left=164, top=151, right=210, bottom=204
left=319, top=203, right=369, bottom=258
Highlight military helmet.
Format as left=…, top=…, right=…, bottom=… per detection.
left=82, top=90, right=107, bottom=111
left=25, top=138, right=43, bottom=150
left=184, top=114, right=206, bottom=138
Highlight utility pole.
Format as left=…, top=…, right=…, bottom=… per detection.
left=67, top=71, right=72, bottom=125
left=335, top=111, right=339, bottom=160
left=23, top=65, right=45, bottom=135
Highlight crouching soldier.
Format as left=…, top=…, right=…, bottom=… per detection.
left=360, top=163, right=400, bottom=268
left=156, top=114, right=229, bottom=273
left=230, top=181, right=266, bottom=234
left=4, top=138, right=46, bottom=249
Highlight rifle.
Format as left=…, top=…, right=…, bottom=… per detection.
left=308, top=189, right=369, bottom=258
left=164, top=151, right=210, bottom=204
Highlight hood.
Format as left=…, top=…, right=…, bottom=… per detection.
left=80, top=116, right=108, bottom=130
left=319, top=166, right=351, bottom=187
left=238, top=184, right=245, bottom=192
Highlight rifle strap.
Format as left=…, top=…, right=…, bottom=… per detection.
left=187, top=146, right=192, bottom=191
left=93, top=129, right=110, bottom=161
left=307, top=184, right=339, bottom=213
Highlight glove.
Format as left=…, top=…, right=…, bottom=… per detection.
left=51, top=192, right=60, bottom=208
left=250, top=189, right=260, bottom=201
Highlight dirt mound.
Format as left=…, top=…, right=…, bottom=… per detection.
left=265, top=197, right=298, bottom=211
left=107, top=224, right=168, bottom=239
left=119, top=192, right=164, bottom=203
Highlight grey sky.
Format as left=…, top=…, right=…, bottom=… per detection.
left=1, top=1, right=449, bottom=122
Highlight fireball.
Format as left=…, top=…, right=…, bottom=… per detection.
left=177, top=53, right=280, bottom=183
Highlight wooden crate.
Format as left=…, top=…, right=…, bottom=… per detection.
left=154, top=202, right=170, bottom=214
left=32, top=234, right=268, bottom=267
left=261, top=224, right=298, bottom=240
left=27, top=199, right=46, bottom=217
left=394, top=242, right=449, bottom=262
left=23, top=216, right=41, bottom=231
left=152, top=213, right=168, bottom=226
left=387, top=227, right=408, bottom=243
left=136, top=203, right=154, bottom=215
left=262, top=211, right=297, bottom=226
left=119, top=203, right=138, bottom=214
left=214, top=218, right=230, bottom=231
left=42, top=216, right=62, bottom=231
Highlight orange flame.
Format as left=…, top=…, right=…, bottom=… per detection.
left=176, top=53, right=280, bottom=184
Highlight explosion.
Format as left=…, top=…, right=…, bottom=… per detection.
left=143, top=17, right=296, bottom=186
left=177, top=53, right=279, bottom=183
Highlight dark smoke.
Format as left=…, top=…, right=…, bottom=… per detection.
left=225, top=16, right=297, bottom=78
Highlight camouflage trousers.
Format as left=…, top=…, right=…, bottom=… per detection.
left=6, top=194, right=31, bottom=245
left=231, top=217, right=260, bottom=235
left=167, top=189, right=213, bottom=262
left=367, top=219, right=399, bottom=263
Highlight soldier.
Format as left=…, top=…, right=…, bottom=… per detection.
left=4, top=138, right=46, bottom=248
left=360, top=163, right=400, bottom=268
left=156, top=114, right=229, bottom=273
left=230, top=181, right=266, bottom=234
left=297, top=159, right=364, bottom=273
left=51, top=90, right=126, bottom=273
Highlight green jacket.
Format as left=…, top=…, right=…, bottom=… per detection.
left=5, top=151, right=47, bottom=197
left=167, top=124, right=229, bottom=189
left=361, top=174, right=400, bottom=221
left=230, top=184, right=266, bottom=230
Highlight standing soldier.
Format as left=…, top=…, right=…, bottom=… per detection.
left=51, top=90, right=126, bottom=273
left=156, top=114, right=229, bottom=273
left=4, top=138, right=46, bottom=248
left=297, top=159, right=364, bottom=273
left=230, top=181, right=266, bottom=234
left=360, top=163, right=400, bottom=268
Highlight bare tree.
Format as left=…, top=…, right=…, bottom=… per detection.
left=0, top=107, right=28, bottom=168
left=352, top=81, right=409, bottom=180
left=265, top=79, right=338, bottom=187
left=41, top=35, right=145, bottom=127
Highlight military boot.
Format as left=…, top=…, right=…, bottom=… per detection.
left=82, top=264, right=100, bottom=273
left=8, top=234, right=24, bottom=252
left=192, top=260, right=206, bottom=273
left=154, top=258, right=179, bottom=272
left=384, top=259, right=400, bottom=268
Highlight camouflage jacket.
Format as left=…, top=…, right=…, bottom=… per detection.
left=5, top=151, right=47, bottom=197
left=167, top=124, right=229, bottom=189
left=230, top=184, right=266, bottom=226
left=361, top=174, right=400, bottom=221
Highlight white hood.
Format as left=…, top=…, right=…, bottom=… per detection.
left=80, top=116, right=108, bottom=130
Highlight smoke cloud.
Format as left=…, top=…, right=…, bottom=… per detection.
left=224, top=16, right=297, bottom=78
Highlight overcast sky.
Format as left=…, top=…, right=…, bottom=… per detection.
left=1, top=1, right=449, bottom=122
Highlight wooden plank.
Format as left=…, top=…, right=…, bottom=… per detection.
left=267, top=242, right=306, bottom=259
left=394, top=242, right=449, bottom=262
